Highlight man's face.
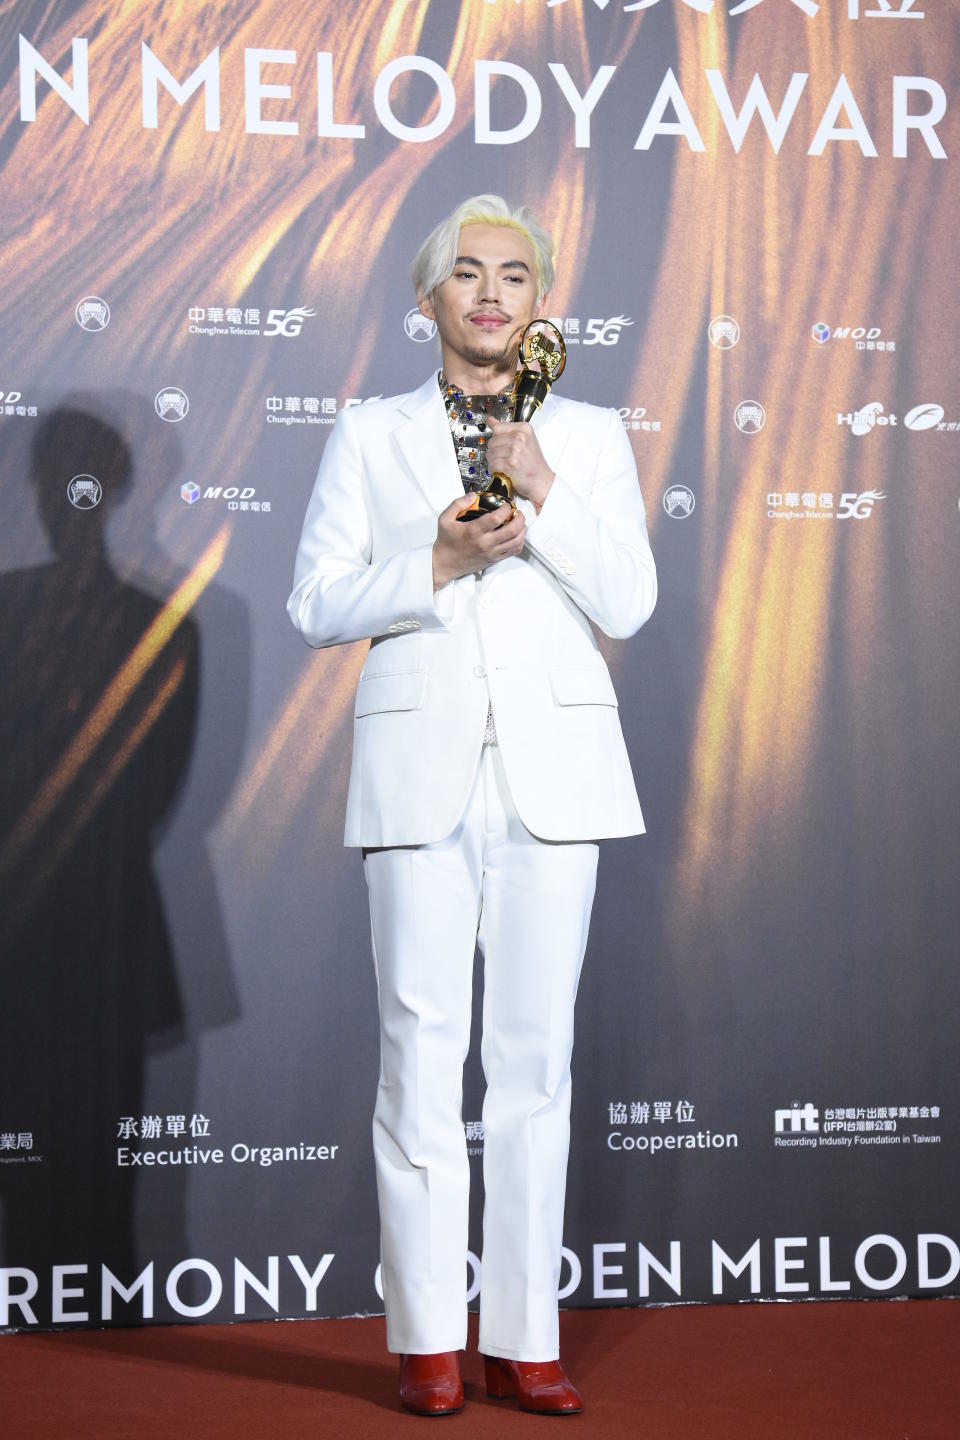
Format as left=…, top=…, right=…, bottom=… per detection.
left=418, top=223, right=544, bottom=377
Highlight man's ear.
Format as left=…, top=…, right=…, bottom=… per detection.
left=534, top=290, right=550, bottom=320
left=418, top=291, right=436, bottom=323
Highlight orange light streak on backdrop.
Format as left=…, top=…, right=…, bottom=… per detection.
left=0, top=524, right=229, bottom=884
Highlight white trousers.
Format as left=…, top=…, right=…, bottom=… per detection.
left=364, top=744, right=598, bottom=1361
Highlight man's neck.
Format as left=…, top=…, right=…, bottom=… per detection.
left=439, top=353, right=516, bottom=396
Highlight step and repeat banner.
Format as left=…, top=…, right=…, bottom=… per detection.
left=2, top=1, right=958, bottom=1330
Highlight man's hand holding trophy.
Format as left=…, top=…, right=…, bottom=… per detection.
left=456, top=319, right=567, bottom=522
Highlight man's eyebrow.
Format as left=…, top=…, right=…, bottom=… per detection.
left=454, top=254, right=531, bottom=273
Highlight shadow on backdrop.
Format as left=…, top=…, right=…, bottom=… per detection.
left=0, top=400, right=244, bottom=1307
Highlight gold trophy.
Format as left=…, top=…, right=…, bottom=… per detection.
left=456, top=319, right=567, bottom=522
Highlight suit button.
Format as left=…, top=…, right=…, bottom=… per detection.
left=474, top=665, right=487, bottom=678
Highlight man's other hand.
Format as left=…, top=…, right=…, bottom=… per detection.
left=485, top=416, right=555, bottom=512
left=432, top=494, right=526, bottom=588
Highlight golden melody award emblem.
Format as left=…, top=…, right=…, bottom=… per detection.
left=456, top=318, right=567, bottom=522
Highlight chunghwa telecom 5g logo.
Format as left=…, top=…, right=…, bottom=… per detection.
left=262, top=307, right=316, bottom=337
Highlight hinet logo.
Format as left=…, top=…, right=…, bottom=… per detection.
left=774, top=1102, right=820, bottom=1134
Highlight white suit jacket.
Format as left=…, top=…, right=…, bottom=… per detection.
left=287, top=373, right=657, bottom=846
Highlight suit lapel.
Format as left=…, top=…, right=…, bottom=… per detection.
left=392, top=375, right=464, bottom=514
left=391, top=377, right=571, bottom=518
left=531, top=396, right=571, bottom=479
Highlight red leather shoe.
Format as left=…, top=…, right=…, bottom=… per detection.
left=483, top=1355, right=583, bottom=1414
left=399, top=1351, right=465, bottom=1416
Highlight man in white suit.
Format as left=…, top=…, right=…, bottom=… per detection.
left=287, top=195, right=656, bottom=1416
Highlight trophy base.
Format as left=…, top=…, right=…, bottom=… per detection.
left=456, top=478, right=514, bottom=523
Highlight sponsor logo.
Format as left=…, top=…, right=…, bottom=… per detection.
left=775, top=1103, right=820, bottom=1134
left=0, top=389, right=38, bottom=419
left=735, top=401, right=766, bottom=434
left=547, top=315, right=634, bottom=347
left=838, top=396, right=960, bottom=431
left=814, top=323, right=895, bottom=351
left=67, top=474, right=102, bottom=509
left=263, top=306, right=315, bottom=337
left=663, top=485, right=696, bottom=518
left=839, top=489, right=885, bottom=518
left=265, top=395, right=382, bottom=426
left=404, top=308, right=436, bottom=342
left=619, top=405, right=661, bottom=434
left=773, top=1098, right=942, bottom=1151
left=75, top=296, right=110, bottom=331
left=838, top=398, right=960, bottom=431
left=767, top=490, right=885, bottom=520
left=584, top=314, right=633, bottom=346
left=155, top=388, right=189, bottom=422
left=187, top=305, right=315, bottom=338
left=709, top=315, right=740, bottom=350
left=180, top=484, right=270, bottom=514
left=838, top=401, right=896, bottom=434
left=904, top=403, right=945, bottom=431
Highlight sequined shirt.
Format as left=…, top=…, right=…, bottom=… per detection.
left=439, top=373, right=514, bottom=496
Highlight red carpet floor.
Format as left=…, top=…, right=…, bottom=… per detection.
left=2, top=1300, right=957, bottom=1439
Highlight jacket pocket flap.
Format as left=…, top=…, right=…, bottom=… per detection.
left=355, top=670, right=427, bottom=717
left=550, top=667, right=619, bottom=707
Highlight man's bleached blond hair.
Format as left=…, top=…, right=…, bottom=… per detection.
left=410, top=194, right=555, bottom=302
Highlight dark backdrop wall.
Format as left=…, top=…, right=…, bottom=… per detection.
left=1, top=0, right=958, bottom=1330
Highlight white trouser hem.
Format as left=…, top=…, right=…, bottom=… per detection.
left=385, top=1332, right=468, bottom=1356
left=479, top=1342, right=562, bottom=1363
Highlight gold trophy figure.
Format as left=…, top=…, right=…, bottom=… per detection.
left=456, top=319, right=567, bottom=522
